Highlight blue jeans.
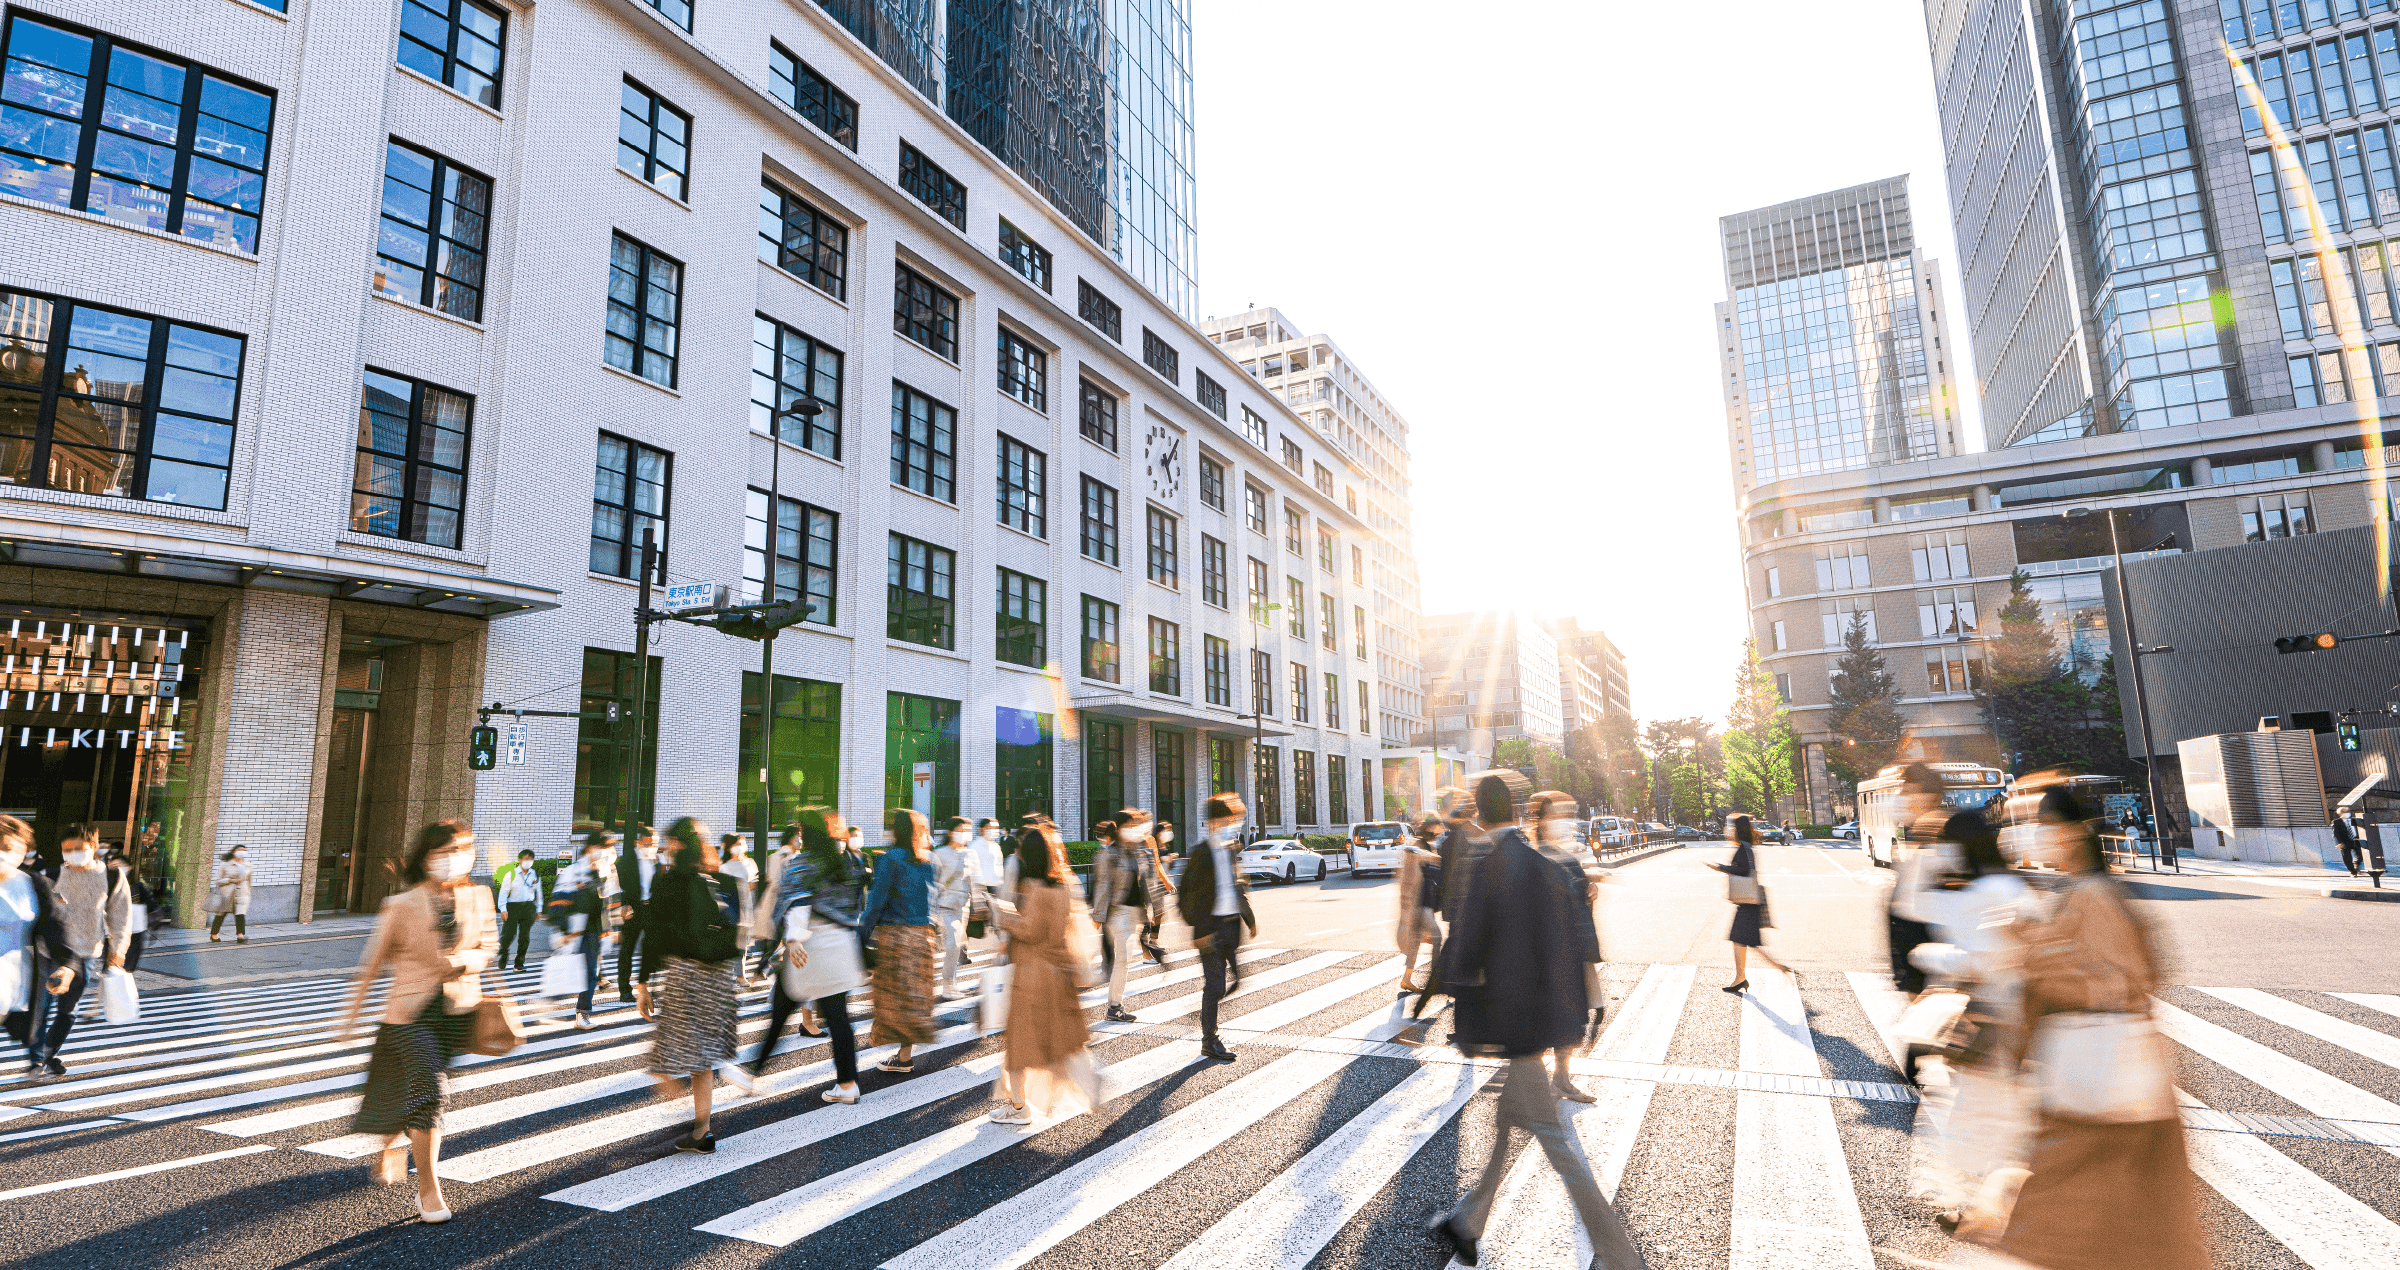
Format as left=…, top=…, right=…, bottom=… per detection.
left=575, top=925, right=603, bottom=1015
left=27, top=954, right=89, bottom=1064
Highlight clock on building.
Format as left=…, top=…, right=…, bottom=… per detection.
left=1144, top=422, right=1183, bottom=501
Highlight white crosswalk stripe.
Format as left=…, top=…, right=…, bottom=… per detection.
left=11, top=949, right=2400, bottom=1270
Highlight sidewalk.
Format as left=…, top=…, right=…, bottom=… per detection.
left=132, top=912, right=388, bottom=993
left=2146, top=855, right=2400, bottom=900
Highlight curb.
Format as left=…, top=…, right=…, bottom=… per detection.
left=2326, top=887, right=2400, bottom=902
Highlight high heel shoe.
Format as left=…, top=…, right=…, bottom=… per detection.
left=414, top=1194, right=452, bottom=1224
left=1720, top=980, right=1749, bottom=995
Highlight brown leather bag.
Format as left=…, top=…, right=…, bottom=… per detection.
left=467, top=993, right=524, bottom=1056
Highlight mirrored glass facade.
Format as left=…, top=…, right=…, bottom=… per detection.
left=1734, top=259, right=1936, bottom=482
left=1106, top=0, right=1196, bottom=318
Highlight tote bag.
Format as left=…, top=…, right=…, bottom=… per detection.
left=538, top=946, right=588, bottom=1000
left=1062, top=896, right=1105, bottom=989
left=783, top=919, right=867, bottom=1002
left=979, top=963, right=1013, bottom=1034
left=1725, top=871, right=1762, bottom=904
left=100, top=967, right=141, bottom=1025
left=2030, top=1011, right=2175, bottom=1123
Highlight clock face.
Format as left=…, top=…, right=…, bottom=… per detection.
left=1144, top=422, right=1183, bottom=501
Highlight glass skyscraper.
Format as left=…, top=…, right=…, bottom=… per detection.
left=1106, top=0, right=1197, bottom=318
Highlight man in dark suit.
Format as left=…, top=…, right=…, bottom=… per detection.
left=1176, top=793, right=1257, bottom=1062
left=614, top=823, right=658, bottom=1004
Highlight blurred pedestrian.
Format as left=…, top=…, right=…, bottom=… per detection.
left=1710, top=815, right=1790, bottom=994
left=717, top=833, right=761, bottom=985
left=635, top=818, right=750, bottom=1152
left=859, top=809, right=939, bottom=1073
left=1532, top=790, right=1603, bottom=1101
left=1177, top=793, right=1257, bottom=1062
left=1428, top=772, right=1642, bottom=1270
left=545, top=833, right=613, bottom=1028
left=614, top=824, right=660, bottom=1005
left=933, top=817, right=975, bottom=1000
left=1887, top=764, right=1962, bottom=995
left=751, top=824, right=802, bottom=995
left=1091, top=808, right=1171, bottom=1023
left=988, top=822, right=1100, bottom=1123
left=0, top=816, right=70, bottom=1075
left=496, top=849, right=543, bottom=973
left=205, top=844, right=253, bottom=943
left=103, top=841, right=155, bottom=977
left=2335, top=807, right=2365, bottom=876
left=1996, top=786, right=2204, bottom=1270
left=33, top=823, right=130, bottom=1067
left=752, top=809, right=865, bottom=1102
left=1395, top=815, right=1444, bottom=993
left=341, top=820, right=494, bottom=1223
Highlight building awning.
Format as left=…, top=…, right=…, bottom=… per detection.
left=1069, top=690, right=1294, bottom=738
left=0, top=518, right=560, bottom=618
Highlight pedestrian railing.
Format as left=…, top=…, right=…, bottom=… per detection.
left=2101, top=833, right=2178, bottom=873
left=1594, top=833, right=1681, bottom=863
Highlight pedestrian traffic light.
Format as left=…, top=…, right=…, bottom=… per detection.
left=468, top=725, right=498, bottom=770
left=2340, top=721, right=2363, bottom=751
left=2275, top=632, right=2340, bottom=654
left=710, top=599, right=812, bottom=640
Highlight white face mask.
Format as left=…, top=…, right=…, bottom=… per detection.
left=432, top=851, right=473, bottom=881
left=948, top=829, right=970, bottom=845
left=1124, top=824, right=1152, bottom=841
left=636, top=845, right=658, bottom=861
left=1157, top=829, right=1173, bottom=843
left=63, top=848, right=95, bottom=868
left=984, top=828, right=1002, bottom=841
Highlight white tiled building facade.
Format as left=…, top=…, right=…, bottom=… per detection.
left=0, top=0, right=1396, bottom=921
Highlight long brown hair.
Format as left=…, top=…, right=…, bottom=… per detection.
left=1016, top=823, right=1068, bottom=885
left=891, top=808, right=931, bottom=863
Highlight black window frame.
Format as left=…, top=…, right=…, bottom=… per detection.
left=1081, top=594, right=1120, bottom=682
left=1247, top=557, right=1270, bottom=624
left=1281, top=436, right=1305, bottom=472
left=887, top=531, right=955, bottom=649
left=768, top=40, right=858, bottom=149
left=1325, top=671, right=1341, bottom=729
left=1320, top=594, right=1337, bottom=649
left=1287, top=577, right=1306, bottom=638
left=1000, top=219, right=1052, bottom=291
left=998, top=327, right=1047, bottom=411
left=890, top=380, right=956, bottom=502
left=1244, top=483, right=1268, bottom=534
left=898, top=141, right=965, bottom=227
left=0, top=12, right=278, bottom=253
left=1285, top=503, right=1305, bottom=555
left=1251, top=649, right=1275, bottom=717
left=354, top=368, right=472, bottom=550
left=1200, top=533, right=1228, bottom=608
left=1289, top=662, right=1309, bottom=723
left=743, top=487, right=839, bottom=625
left=758, top=180, right=849, bottom=299
left=1241, top=405, right=1269, bottom=450
left=1146, top=506, right=1179, bottom=588
left=894, top=262, right=960, bottom=359
left=1141, top=328, right=1179, bottom=384
left=605, top=232, right=682, bottom=387
left=396, top=0, right=507, bottom=108
left=616, top=76, right=689, bottom=200
left=1079, top=475, right=1119, bottom=565
left=374, top=139, right=491, bottom=321
left=1317, top=524, right=1336, bottom=573
left=1293, top=749, right=1317, bottom=825
left=1077, top=278, right=1121, bottom=341
left=997, top=432, right=1046, bottom=537
left=996, top=567, right=1046, bottom=666
left=591, top=429, right=671, bottom=581
left=1204, top=635, right=1232, bottom=706
left=1078, top=378, right=1118, bottom=450
left=752, top=312, right=843, bottom=457
left=1199, top=453, right=1225, bottom=510
left=1195, top=371, right=1227, bottom=419
left=1148, top=616, right=1181, bottom=695
left=641, top=0, right=692, bottom=32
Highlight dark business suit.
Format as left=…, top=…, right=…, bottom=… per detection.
left=1174, top=838, right=1256, bottom=1043
left=615, top=848, right=657, bottom=1002
left=3, top=869, right=72, bottom=1062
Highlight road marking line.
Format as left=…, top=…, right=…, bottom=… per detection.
left=1118, top=950, right=1352, bottom=1027
left=2177, top=1087, right=2400, bottom=1268
left=1843, top=971, right=1912, bottom=1076
left=2195, top=987, right=2400, bottom=1073
left=1731, top=968, right=1874, bottom=1270
left=1216, top=959, right=1401, bottom=1037
left=0, top=1143, right=274, bottom=1202
left=2327, top=992, right=2400, bottom=1023
left=2152, top=999, right=2400, bottom=1160
left=0, top=1118, right=121, bottom=1145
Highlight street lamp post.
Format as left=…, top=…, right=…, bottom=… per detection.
left=1244, top=602, right=1281, bottom=840
left=756, top=397, right=824, bottom=871
left=2071, top=505, right=2171, bottom=849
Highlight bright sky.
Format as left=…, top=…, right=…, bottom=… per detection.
left=1194, top=0, right=1976, bottom=725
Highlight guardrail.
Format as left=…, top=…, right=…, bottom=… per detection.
left=1593, top=831, right=1685, bottom=863
left=2101, top=832, right=2179, bottom=873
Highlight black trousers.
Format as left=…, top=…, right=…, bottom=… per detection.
left=574, top=924, right=603, bottom=1015
left=2342, top=843, right=2367, bottom=875
left=615, top=911, right=646, bottom=999
left=123, top=932, right=145, bottom=974
left=500, top=902, right=537, bottom=967
left=1193, top=915, right=1242, bottom=1041
left=755, top=978, right=857, bottom=1085
left=1887, top=906, right=1930, bottom=996
left=25, top=954, right=89, bottom=1063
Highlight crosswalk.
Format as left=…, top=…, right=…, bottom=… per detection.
left=6, top=945, right=2400, bottom=1268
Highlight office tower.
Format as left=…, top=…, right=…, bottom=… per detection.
left=1417, top=611, right=1565, bottom=757
left=1547, top=618, right=1632, bottom=727
left=944, top=0, right=1111, bottom=242
left=1105, top=0, right=1199, bottom=319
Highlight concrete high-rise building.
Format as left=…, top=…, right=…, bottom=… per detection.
left=1547, top=618, right=1631, bottom=727
left=1201, top=307, right=1427, bottom=750
left=1418, top=611, right=1562, bottom=759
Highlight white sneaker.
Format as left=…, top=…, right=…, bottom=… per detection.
left=717, top=1062, right=756, bottom=1094
left=573, top=1013, right=595, bottom=1031
left=988, top=1105, right=1033, bottom=1125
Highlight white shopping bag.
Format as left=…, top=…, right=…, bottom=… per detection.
left=980, top=964, right=1012, bottom=1035
left=101, top=967, right=141, bottom=1025
left=539, top=948, right=588, bottom=1000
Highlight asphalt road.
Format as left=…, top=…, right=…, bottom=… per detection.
left=4, top=842, right=2396, bottom=1268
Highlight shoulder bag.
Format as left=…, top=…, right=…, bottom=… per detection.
left=782, top=908, right=867, bottom=1002
left=2029, top=1010, right=2175, bottom=1122
left=467, top=992, right=525, bottom=1056
left=1725, top=870, right=1762, bottom=904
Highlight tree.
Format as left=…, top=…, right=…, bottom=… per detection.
left=1978, top=571, right=2137, bottom=775
left=1824, top=610, right=1905, bottom=796
left=1724, top=639, right=1799, bottom=821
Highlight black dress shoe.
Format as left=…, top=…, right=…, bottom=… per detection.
left=1427, top=1214, right=1479, bottom=1265
left=1105, top=1005, right=1136, bottom=1023
left=1720, top=980, right=1748, bottom=995
left=1201, top=1037, right=1237, bottom=1062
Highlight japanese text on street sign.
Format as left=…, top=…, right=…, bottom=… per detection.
left=660, top=582, right=719, bottom=613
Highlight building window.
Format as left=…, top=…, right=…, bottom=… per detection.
left=1312, top=462, right=1334, bottom=495
left=1354, top=605, right=1368, bottom=659
left=1317, top=525, right=1336, bottom=572
left=0, top=13, right=277, bottom=252
left=375, top=141, right=490, bottom=321
left=1328, top=746, right=1349, bottom=822
left=1281, top=436, right=1304, bottom=472
left=592, top=431, right=670, bottom=580
left=894, top=264, right=959, bottom=359
left=1146, top=507, right=1180, bottom=587
left=1287, top=578, right=1307, bottom=638
left=1765, top=566, right=1782, bottom=597
left=740, top=673, right=840, bottom=831
left=1285, top=504, right=1305, bottom=555
left=1770, top=619, right=1787, bottom=651
left=1149, top=617, right=1181, bottom=694
left=616, top=78, right=689, bottom=200
left=1774, top=673, right=1792, bottom=703
left=997, top=434, right=1045, bottom=537
left=1244, top=483, right=1269, bottom=535
left=1078, top=279, right=1122, bottom=340
left=1819, top=600, right=1876, bottom=646
left=768, top=42, right=857, bottom=149
left=396, top=0, right=506, bottom=109
left=1320, top=594, right=1337, bottom=649
left=2242, top=493, right=2314, bottom=540
left=1815, top=541, right=1870, bottom=590
left=1255, top=743, right=1282, bottom=825
left=640, top=0, right=692, bottom=30
left=1081, top=595, right=1120, bottom=681
left=1155, top=729, right=1189, bottom=831
left=1200, top=454, right=1226, bottom=510
left=887, top=382, right=956, bottom=502
left=1251, top=650, right=1275, bottom=716
left=605, top=233, right=682, bottom=387
left=576, top=647, right=660, bottom=831
left=0, top=290, right=246, bottom=509
left=1292, top=750, right=1318, bottom=825
left=1358, top=679, right=1371, bottom=732
left=999, top=219, right=1051, bottom=291
left=1211, top=736, right=1241, bottom=796
left=995, top=706, right=1053, bottom=827
left=1347, top=486, right=1359, bottom=515
left=1247, top=557, right=1270, bottom=623
left=1915, top=589, right=1978, bottom=639
left=1196, top=372, right=1227, bottom=418
left=887, top=692, right=961, bottom=825
left=1080, top=475, right=1119, bottom=564
left=1910, top=531, right=1968, bottom=582
left=1241, top=406, right=1269, bottom=450
left=1351, top=544, right=1364, bottom=584
left=743, top=489, right=838, bottom=623
left=752, top=315, right=843, bottom=457
left=998, top=328, right=1047, bottom=410
left=1142, top=328, right=1179, bottom=383
left=1201, top=534, right=1228, bottom=607
left=1085, top=717, right=1126, bottom=836
left=898, top=142, right=964, bottom=227
left=1078, top=378, right=1118, bottom=450
left=2290, top=353, right=2321, bottom=405
left=1204, top=635, right=1232, bottom=705
left=355, top=370, right=470, bottom=549
left=1925, top=654, right=1985, bottom=696
left=996, top=568, right=1046, bottom=666
left=1324, top=672, right=1341, bottom=729
left=758, top=181, right=848, bottom=299
left=887, top=533, right=954, bottom=648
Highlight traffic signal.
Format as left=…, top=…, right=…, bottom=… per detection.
left=2340, top=720, right=2363, bottom=751
left=468, top=725, right=498, bottom=770
left=2275, top=632, right=2340, bottom=654
left=711, top=599, right=812, bottom=640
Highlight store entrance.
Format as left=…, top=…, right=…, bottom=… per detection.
left=314, top=641, right=397, bottom=914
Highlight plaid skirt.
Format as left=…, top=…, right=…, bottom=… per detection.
left=870, top=924, right=939, bottom=1046
left=649, top=955, right=741, bottom=1076
left=353, top=997, right=471, bottom=1136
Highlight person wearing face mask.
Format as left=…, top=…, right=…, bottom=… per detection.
left=615, top=824, right=660, bottom=1005
left=342, top=820, right=495, bottom=1223
left=206, top=844, right=254, bottom=943
left=29, top=824, right=130, bottom=1075
left=716, top=833, right=761, bottom=986
left=1531, top=791, right=1604, bottom=1102
left=495, top=849, right=545, bottom=974
left=1176, top=794, right=1257, bottom=1062
left=931, top=817, right=975, bottom=1000
left=1090, top=809, right=1172, bottom=1023
left=0, top=816, right=73, bottom=1077
left=546, top=833, right=615, bottom=1028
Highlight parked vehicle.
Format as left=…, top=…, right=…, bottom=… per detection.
left=1831, top=820, right=1859, bottom=840
left=1239, top=839, right=1326, bottom=884
left=1347, top=821, right=1408, bottom=877
left=1676, top=824, right=1711, bottom=840
left=1589, top=817, right=1627, bottom=847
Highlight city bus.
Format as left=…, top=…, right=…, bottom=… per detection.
left=1856, top=762, right=2010, bottom=867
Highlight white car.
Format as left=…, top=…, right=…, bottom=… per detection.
left=1832, top=821, right=1859, bottom=840
left=1347, top=821, right=1409, bottom=876
left=1239, top=839, right=1327, bottom=883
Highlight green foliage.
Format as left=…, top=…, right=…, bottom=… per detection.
left=1723, top=639, right=1799, bottom=820
left=1490, top=735, right=1611, bottom=812
left=1796, top=824, right=1834, bottom=839
left=1300, top=833, right=1347, bottom=853
left=1977, top=572, right=2137, bottom=776
left=1823, top=611, right=1904, bottom=794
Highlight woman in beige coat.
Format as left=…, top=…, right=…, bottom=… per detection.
left=1395, top=817, right=1444, bottom=992
left=340, top=820, right=495, bottom=1224
left=988, top=823, right=1098, bottom=1124
left=206, top=846, right=254, bottom=942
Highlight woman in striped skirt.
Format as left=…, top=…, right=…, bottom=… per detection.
left=858, top=809, right=940, bottom=1073
left=635, top=817, right=747, bottom=1155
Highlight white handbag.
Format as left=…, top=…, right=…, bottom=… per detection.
left=538, top=946, right=588, bottom=999
left=980, top=963, right=1013, bottom=1034
left=2030, top=1011, right=2175, bottom=1123
left=782, top=911, right=866, bottom=1002
left=101, top=967, right=141, bottom=1024
left=1062, top=896, right=1104, bottom=988
left=1725, top=871, right=1761, bottom=904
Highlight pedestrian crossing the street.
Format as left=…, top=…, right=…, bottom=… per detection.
left=8, top=947, right=2400, bottom=1269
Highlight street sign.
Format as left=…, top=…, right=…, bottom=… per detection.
left=660, top=581, right=720, bottom=613
left=912, top=761, right=936, bottom=816
left=468, top=725, right=497, bottom=770
left=504, top=721, right=526, bottom=767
